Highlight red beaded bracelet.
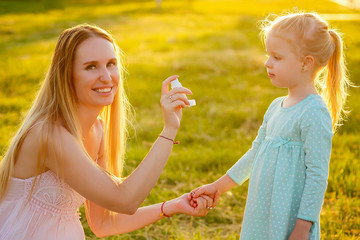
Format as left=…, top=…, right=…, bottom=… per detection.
left=159, top=135, right=180, bottom=144
left=160, top=201, right=171, bottom=217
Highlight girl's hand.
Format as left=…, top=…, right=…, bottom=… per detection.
left=288, top=219, right=312, bottom=240
left=169, top=193, right=213, bottom=217
left=188, top=174, right=237, bottom=208
left=188, top=183, right=221, bottom=208
left=160, top=75, right=192, bottom=131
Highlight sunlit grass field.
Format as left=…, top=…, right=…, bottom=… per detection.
left=0, top=0, right=359, bottom=239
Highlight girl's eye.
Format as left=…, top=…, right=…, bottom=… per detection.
left=274, top=56, right=281, bottom=60
left=86, top=65, right=96, bottom=70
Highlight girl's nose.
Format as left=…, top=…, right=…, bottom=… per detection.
left=264, top=58, right=271, bottom=68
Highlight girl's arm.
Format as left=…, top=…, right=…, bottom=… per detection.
left=85, top=193, right=212, bottom=237
left=288, top=219, right=312, bottom=240
left=291, top=106, right=333, bottom=235
left=224, top=98, right=282, bottom=186
left=189, top=99, right=281, bottom=205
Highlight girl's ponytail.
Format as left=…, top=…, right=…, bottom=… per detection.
left=323, top=30, right=350, bottom=131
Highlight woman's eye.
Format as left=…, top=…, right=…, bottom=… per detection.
left=86, top=65, right=96, bottom=70
left=107, top=62, right=116, bottom=67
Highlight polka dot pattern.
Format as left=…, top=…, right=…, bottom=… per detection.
left=227, top=94, right=333, bottom=240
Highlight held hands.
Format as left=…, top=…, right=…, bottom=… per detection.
left=165, top=193, right=214, bottom=217
left=188, top=183, right=221, bottom=209
left=160, top=75, right=192, bottom=131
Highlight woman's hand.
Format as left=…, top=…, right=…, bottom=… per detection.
left=160, top=75, right=192, bottom=132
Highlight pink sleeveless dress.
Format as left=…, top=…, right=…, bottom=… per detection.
left=0, top=171, right=86, bottom=240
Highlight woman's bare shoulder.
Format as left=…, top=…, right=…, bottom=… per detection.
left=14, top=121, right=74, bottom=178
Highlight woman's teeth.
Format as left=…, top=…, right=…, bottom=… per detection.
left=94, top=88, right=111, bottom=93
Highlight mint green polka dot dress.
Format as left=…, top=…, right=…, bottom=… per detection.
left=227, top=94, right=333, bottom=240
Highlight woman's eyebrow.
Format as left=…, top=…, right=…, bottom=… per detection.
left=83, top=60, right=97, bottom=65
left=83, top=58, right=117, bottom=65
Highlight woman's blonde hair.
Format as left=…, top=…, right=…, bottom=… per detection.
left=0, top=24, right=131, bottom=201
left=260, top=12, right=351, bottom=131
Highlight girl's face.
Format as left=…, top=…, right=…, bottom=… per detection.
left=73, top=37, right=119, bottom=110
left=264, top=32, right=304, bottom=89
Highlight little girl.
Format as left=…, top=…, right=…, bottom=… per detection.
left=189, top=12, right=350, bottom=239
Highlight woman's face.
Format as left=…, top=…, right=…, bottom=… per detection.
left=73, top=36, right=120, bottom=110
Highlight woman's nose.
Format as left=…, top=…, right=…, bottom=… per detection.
left=99, top=67, right=111, bottom=82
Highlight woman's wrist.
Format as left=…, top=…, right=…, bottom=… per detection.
left=161, top=127, right=178, bottom=140
left=161, top=199, right=178, bottom=217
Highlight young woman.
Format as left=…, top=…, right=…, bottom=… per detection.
left=0, top=24, right=212, bottom=239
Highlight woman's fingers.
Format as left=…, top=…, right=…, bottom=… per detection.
left=167, top=93, right=190, bottom=105
left=190, top=199, right=198, bottom=208
left=168, top=86, right=193, bottom=96
left=161, top=75, right=179, bottom=97
left=161, top=87, right=192, bottom=104
left=160, top=88, right=192, bottom=109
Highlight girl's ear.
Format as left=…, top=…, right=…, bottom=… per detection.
left=302, top=55, right=315, bottom=72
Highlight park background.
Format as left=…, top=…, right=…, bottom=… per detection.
left=0, top=0, right=359, bottom=239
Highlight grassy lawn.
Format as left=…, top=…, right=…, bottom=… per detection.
left=0, top=0, right=359, bottom=239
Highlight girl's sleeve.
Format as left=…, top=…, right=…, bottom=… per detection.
left=297, top=106, right=333, bottom=222
left=226, top=105, right=271, bottom=185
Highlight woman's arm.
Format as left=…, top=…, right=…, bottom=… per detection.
left=41, top=76, right=193, bottom=214
left=85, top=193, right=212, bottom=237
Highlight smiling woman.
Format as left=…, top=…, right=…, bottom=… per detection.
left=0, top=24, right=212, bottom=240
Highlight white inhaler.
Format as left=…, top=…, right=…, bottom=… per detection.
left=170, top=79, right=196, bottom=107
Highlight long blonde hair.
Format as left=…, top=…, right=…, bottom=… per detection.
left=0, top=24, right=131, bottom=201
left=260, top=12, right=351, bottom=131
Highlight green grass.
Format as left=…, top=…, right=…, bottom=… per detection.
left=1, top=0, right=359, bottom=239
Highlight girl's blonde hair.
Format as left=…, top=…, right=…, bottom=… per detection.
left=0, top=24, right=131, bottom=202
left=260, top=12, right=351, bottom=131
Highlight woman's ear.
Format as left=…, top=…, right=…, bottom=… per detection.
left=302, top=55, right=315, bottom=72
